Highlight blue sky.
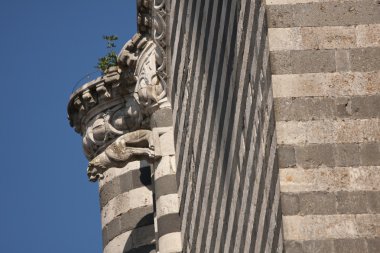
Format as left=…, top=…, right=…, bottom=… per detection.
left=0, top=1, right=136, bottom=252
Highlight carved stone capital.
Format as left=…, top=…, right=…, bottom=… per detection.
left=67, top=0, right=170, bottom=182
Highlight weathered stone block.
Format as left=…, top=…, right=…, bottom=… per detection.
left=360, top=143, right=380, bottom=166
left=357, top=24, right=380, bottom=48
left=281, top=193, right=300, bottom=215
left=292, top=1, right=380, bottom=27
left=337, top=191, right=368, bottom=214
left=295, top=144, right=335, bottom=168
left=119, top=171, right=134, bottom=194
left=367, top=237, right=380, bottom=253
left=106, top=217, right=121, bottom=243
left=351, top=95, right=380, bottom=119
left=267, top=5, right=294, bottom=28
left=334, top=143, right=360, bottom=167
left=299, top=192, right=336, bottom=215
left=103, top=231, right=132, bottom=253
left=367, top=191, right=380, bottom=213
left=272, top=72, right=380, bottom=98
left=335, top=50, right=351, bottom=72
left=283, top=214, right=380, bottom=241
left=290, top=50, right=336, bottom=74
left=301, top=26, right=356, bottom=50
left=302, top=240, right=335, bottom=253
left=334, top=239, right=368, bottom=253
left=336, top=97, right=354, bottom=118
left=277, top=145, right=296, bottom=168
left=280, top=167, right=380, bottom=193
left=274, top=97, right=336, bottom=121
left=350, top=47, right=380, bottom=72
left=100, top=177, right=121, bottom=208
left=268, top=28, right=302, bottom=51
left=284, top=241, right=303, bottom=253
left=270, top=51, right=291, bottom=74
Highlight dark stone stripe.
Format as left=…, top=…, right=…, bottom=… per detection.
left=278, top=142, right=380, bottom=169
left=271, top=48, right=380, bottom=75
left=267, top=0, right=380, bottom=28
left=157, top=213, right=181, bottom=238
left=281, top=191, right=380, bottom=216
left=102, top=206, right=154, bottom=247
left=284, top=239, right=336, bottom=253
left=100, top=166, right=151, bottom=208
left=155, top=174, right=178, bottom=200
left=270, top=49, right=336, bottom=75
left=275, top=95, right=380, bottom=122
left=125, top=244, right=156, bottom=253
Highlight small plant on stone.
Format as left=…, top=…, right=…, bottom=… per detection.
left=96, top=35, right=119, bottom=74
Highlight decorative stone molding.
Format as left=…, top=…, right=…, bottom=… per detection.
left=137, top=0, right=152, bottom=33
left=153, top=0, right=168, bottom=94
left=68, top=32, right=167, bottom=181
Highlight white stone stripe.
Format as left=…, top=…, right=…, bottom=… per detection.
left=265, top=0, right=361, bottom=6
left=283, top=214, right=380, bottom=241
left=154, top=155, right=176, bottom=181
left=156, top=193, right=180, bottom=219
left=104, top=225, right=156, bottom=253
left=269, top=25, right=380, bottom=51
left=276, top=119, right=380, bottom=145
left=158, top=232, right=182, bottom=253
left=104, top=230, right=132, bottom=253
left=98, top=160, right=150, bottom=189
left=280, top=167, right=380, bottom=193
left=272, top=71, right=380, bottom=98
left=101, top=186, right=153, bottom=229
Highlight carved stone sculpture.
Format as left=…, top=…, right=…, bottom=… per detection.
left=87, top=129, right=156, bottom=182
left=67, top=1, right=182, bottom=252
left=68, top=33, right=164, bottom=181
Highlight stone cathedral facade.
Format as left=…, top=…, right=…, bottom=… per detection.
left=67, top=0, right=380, bottom=252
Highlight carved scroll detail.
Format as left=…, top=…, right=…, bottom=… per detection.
left=153, top=0, right=168, bottom=98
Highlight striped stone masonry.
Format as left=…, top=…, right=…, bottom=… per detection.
left=170, top=0, right=283, bottom=252
left=67, top=0, right=380, bottom=252
left=267, top=0, right=380, bottom=252
left=152, top=126, right=182, bottom=253
left=67, top=0, right=183, bottom=252
left=100, top=161, right=156, bottom=253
